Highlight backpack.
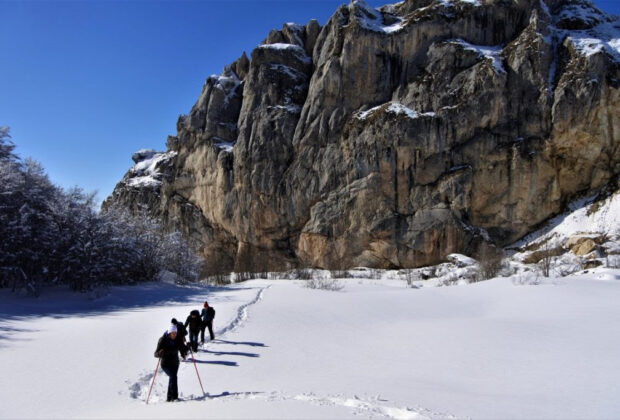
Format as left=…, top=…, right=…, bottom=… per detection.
left=176, top=323, right=187, bottom=338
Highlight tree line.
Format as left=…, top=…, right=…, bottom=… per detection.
left=0, top=127, right=202, bottom=295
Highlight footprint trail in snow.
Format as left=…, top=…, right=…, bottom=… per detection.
left=124, top=284, right=457, bottom=419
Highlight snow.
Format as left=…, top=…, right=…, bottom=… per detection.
left=506, top=191, right=620, bottom=279
left=567, top=30, right=620, bottom=60
left=212, top=137, right=235, bottom=152
left=2, top=261, right=620, bottom=419
left=449, top=39, right=506, bottom=74
left=207, top=72, right=241, bottom=105
left=284, top=23, right=305, bottom=46
left=570, top=36, right=609, bottom=56
left=437, top=0, right=482, bottom=7
left=446, top=253, right=477, bottom=267
left=258, top=43, right=300, bottom=51
left=381, top=1, right=405, bottom=15
left=349, top=0, right=405, bottom=34
left=513, top=192, right=620, bottom=249
left=132, top=148, right=157, bottom=163
left=356, top=102, right=436, bottom=120
left=554, top=4, right=620, bottom=61
left=285, top=22, right=304, bottom=32
left=126, top=151, right=176, bottom=188
left=386, top=103, right=422, bottom=118
left=558, top=3, right=605, bottom=27
left=257, top=43, right=311, bottom=64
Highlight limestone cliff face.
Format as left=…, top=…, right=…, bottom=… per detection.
left=104, top=0, right=620, bottom=272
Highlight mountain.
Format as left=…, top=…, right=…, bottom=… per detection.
left=104, top=0, right=620, bottom=273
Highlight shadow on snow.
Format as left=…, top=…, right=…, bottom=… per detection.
left=212, top=339, right=268, bottom=348
left=0, top=324, right=39, bottom=347
left=0, top=282, right=258, bottom=322
left=199, top=391, right=265, bottom=401
left=200, top=349, right=260, bottom=358
left=188, top=359, right=239, bottom=367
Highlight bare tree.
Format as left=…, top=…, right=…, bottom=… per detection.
left=475, top=242, right=505, bottom=280
left=538, top=240, right=555, bottom=278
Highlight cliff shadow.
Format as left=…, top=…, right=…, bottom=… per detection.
left=0, top=282, right=240, bottom=321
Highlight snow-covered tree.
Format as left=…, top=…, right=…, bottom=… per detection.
left=0, top=128, right=204, bottom=294
left=159, top=231, right=203, bottom=282
left=0, top=126, right=17, bottom=162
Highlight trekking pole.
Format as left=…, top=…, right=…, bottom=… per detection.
left=187, top=346, right=206, bottom=396
left=146, top=358, right=161, bottom=404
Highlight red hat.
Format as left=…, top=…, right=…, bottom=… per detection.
left=204, top=301, right=209, bottom=307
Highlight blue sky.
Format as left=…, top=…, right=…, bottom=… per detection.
left=1, top=0, right=619, bottom=206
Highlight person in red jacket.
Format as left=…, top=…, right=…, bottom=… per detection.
left=200, top=301, right=216, bottom=343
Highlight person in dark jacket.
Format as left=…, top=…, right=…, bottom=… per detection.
left=184, top=309, right=202, bottom=352
left=200, top=301, right=216, bottom=343
left=171, top=318, right=187, bottom=343
left=154, top=324, right=187, bottom=402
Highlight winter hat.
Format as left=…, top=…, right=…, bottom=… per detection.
left=203, top=301, right=209, bottom=308
left=168, top=324, right=178, bottom=334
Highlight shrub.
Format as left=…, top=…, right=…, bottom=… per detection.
left=305, top=277, right=344, bottom=291
left=475, top=243, right=505, bottom=280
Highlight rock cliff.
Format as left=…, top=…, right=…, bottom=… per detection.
left=104, top=0, right=620, bottom=273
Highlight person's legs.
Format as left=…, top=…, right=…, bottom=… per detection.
left=161, top=363, right=179, bottom=401
left=169, top=363, right=179, bottom=400
left=207, top=321, right=214, bottom=340
left=190, top=331, right=199, bottom=351
left=200, top=324, right=206, bottom=343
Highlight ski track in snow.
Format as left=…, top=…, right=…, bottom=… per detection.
left=125, top=285, right=458, bottom=419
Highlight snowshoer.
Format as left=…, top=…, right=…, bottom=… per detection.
left=200, top=301, right=216, bottom=343
left=184, top=309, right=202, bottom=352
left=171, top=318, right=187, bottom=343
left=154, top=324, right=187, bottom=402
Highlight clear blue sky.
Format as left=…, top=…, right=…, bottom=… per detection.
left=2, top=0, right=619, bottom=206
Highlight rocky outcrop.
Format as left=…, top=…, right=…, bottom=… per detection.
left=104, top=0, right=620, bottom=272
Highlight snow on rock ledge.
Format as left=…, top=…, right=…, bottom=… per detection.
left=437, top=0, right=482, bottom=7
left=509, top=190, right=620, bottom=271
left=348, top=0, right=405, bottom=34
left=449, top=39, right=506, bottom=74
left=126, top=150, right=177, bottom=188
left=553, top=1, right=620, bottom=61
left=257, top=43, right=311, bottom=63
left=131, top=149, right=158, bottom=164
left=356, top=102, right=436, bottom=120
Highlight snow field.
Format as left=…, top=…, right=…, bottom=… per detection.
left=0, top=284, right=264, bottom=418
left=2, top=272, right=620, bottom=419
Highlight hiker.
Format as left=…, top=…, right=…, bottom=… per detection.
left=171, top=318, right=187, bottom=343
left=154, top=324, right=187, bottom=402
left=201, top=301, right=216, bottom=343
left=184, top=309, right=202, bottom=352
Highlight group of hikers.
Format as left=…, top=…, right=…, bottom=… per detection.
left=153, top=301, right=216, bottom=402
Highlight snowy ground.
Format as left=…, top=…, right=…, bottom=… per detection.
left=2, top=269, right=620, bottom=419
